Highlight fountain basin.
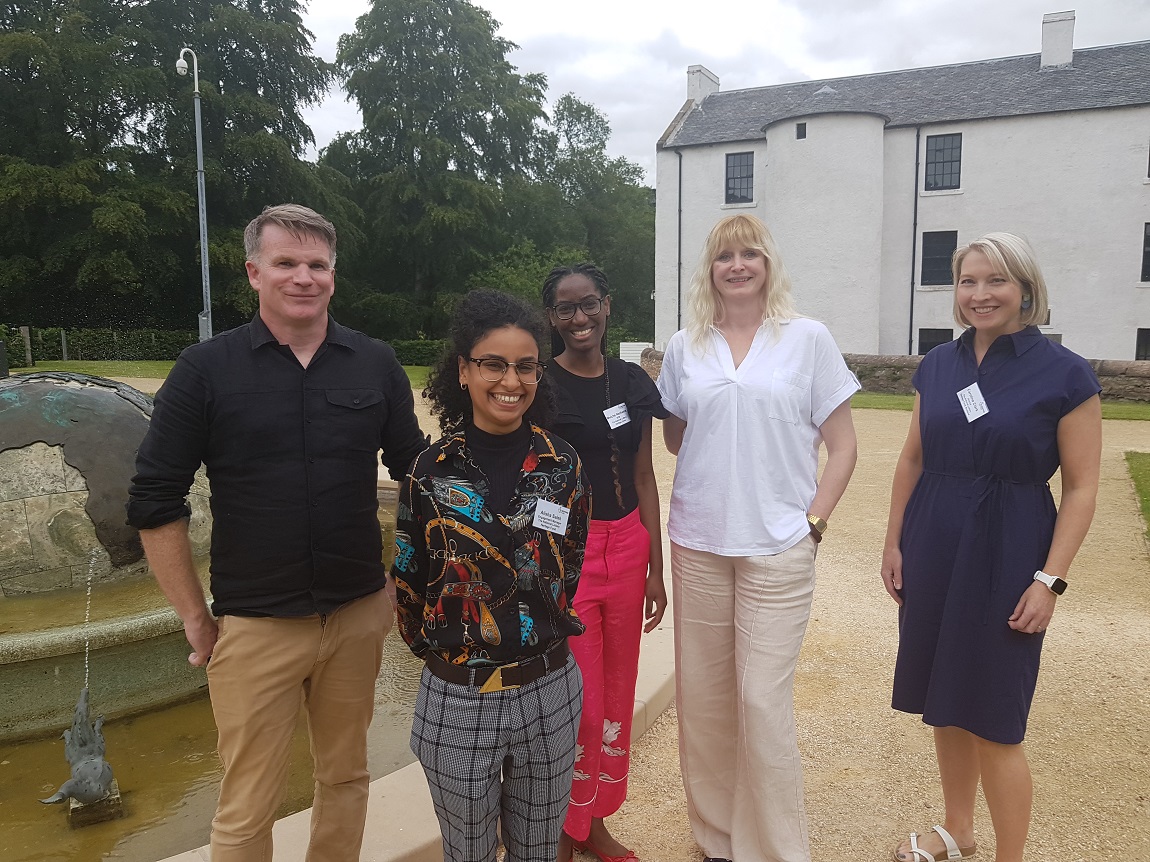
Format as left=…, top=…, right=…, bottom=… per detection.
left=0, top=606, right=206, bottom=742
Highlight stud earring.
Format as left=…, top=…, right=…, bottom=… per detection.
left=1021, top=295, right=1032, bottom=310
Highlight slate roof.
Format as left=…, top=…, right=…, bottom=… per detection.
left=663, top=42, right=1150, bottom=148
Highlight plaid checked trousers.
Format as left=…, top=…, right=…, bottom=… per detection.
left=411, top=652, right=583, bottom=862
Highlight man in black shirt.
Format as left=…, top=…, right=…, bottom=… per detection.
left=127, top=204, right=425, bottom=862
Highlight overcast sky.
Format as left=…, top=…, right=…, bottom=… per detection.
left=300, top=0, right=1150, bottom=182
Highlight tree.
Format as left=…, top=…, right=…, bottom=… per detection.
left=511, top=94, right=656, bottom=340
left=326, top=0, right=548, bottom=307
left=0, top=0, right=349, bottom=330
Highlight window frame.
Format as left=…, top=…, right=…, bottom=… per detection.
left=924, top=133, right=962, bottom=191
left=920, top=230, right=959, bottom=286
left=725, top=151, right=754, bottom=205
left=1137, top=328, right=1150, bottom=361
left=1142, top=223, right=1150, bottom=282
left=917, top=328, right=954, bottom=355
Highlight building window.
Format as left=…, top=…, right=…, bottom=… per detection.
left=725, top=152, right=754, bottom=204
left=1138, top=329, right=1150, bottom=361
left=796, top=123, right=807, bottom=140
left=921, top=231, right=958, bottom=285
left=924, top=133, right=962, bottom=191
left=918, top=328, right=953, bottom=355
left=1142, top=223, right=1150, bottom=282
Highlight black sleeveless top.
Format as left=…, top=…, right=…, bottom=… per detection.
left=548, top=358, right=668, bottom=521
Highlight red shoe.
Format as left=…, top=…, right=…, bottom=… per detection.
left=572, top=838, right=639, bottom=862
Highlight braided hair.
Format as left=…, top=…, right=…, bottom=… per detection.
left=541, top=263, right=624, bottom=509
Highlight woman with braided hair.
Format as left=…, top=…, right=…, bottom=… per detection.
left=542, top=264, right=669, bottom=862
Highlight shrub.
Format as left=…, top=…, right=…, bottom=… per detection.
left=390, top=339, right=448, bottom=366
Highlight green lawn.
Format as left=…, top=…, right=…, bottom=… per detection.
left=851, top=392, right=915, bottom=411
left=12, top=360, right=176, bottom=378
left=12, top=360, right=431, bottom=390
left=1125, top=452, right=1150, bottom=540
left=851, top=390, right=1150, bottom=421
left=10, top=362, right=1149, bottom=419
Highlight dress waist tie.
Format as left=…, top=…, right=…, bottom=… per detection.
left=922, top=471, right=1049, bottom=625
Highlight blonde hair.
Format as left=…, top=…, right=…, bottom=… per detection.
left=952, top=232, right=1048, bottom=329
left=685, top=214, right=798, bottom=350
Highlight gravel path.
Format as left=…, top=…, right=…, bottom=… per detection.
left=114, top=376, right=1148, bottom=860
left=612, top=410, right=1150, bottom=862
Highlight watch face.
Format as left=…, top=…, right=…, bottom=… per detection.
left=1051, top=577, right=1067, bottom=595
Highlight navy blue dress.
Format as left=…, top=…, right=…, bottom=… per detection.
left=891, top=326, right=1100, bottom=744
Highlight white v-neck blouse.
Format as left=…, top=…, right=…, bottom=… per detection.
left=657, top=319, right=859, bottom=556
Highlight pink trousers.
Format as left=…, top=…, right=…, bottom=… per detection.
left=564, top=507, right=650, bottom=841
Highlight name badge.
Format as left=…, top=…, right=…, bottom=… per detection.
left=532, top=498, right=571, bottom=534
left=957, top=382, right=989, bottom=423
left=603, top=402, right=630, bottom=429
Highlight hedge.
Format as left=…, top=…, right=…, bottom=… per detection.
left=2, top=326, right=197, bottom=363
left=0, top=327, right=448, bottom=366
left=390, top=339, right=448, bottom=366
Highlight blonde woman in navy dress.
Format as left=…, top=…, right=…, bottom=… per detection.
left=881, top=233, right=1101, bottom=862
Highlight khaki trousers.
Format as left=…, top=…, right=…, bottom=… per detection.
left=671, top=539, right=817, bottom=862
left=206, top=588, right=391, bottom=862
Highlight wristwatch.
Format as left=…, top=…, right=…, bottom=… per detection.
left=1033, top=570, right=1068, bottom=595
left=806, top=514, right=827, bottom=543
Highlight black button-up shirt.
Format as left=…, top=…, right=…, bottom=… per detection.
left=127, top=314, right=426, bottom=617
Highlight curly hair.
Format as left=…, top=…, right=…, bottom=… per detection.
left=541, top=262, right=610, bottom=357
left=424, top=289, right=556, bottom=434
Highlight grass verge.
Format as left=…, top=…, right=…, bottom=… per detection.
left=1125, top=452, right=1150, bottom=541
left=851, top=391, right=1150, bottom=420
left=10, top=364, right=1149, bottom=419
left=12, top=360, right=175, bottom=378
left=13, top=360, right=432, bottom=391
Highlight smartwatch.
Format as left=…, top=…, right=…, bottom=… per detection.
left=1033, top=570, right=1068, bottom=595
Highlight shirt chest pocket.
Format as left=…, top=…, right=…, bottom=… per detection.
left=322, top=389, right=387, bottom=451
left=769, top=370, right=811, bottom=425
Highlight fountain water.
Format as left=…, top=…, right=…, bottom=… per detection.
left=0, top=373, right=422, bottom=859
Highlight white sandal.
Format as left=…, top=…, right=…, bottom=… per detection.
left=892, top=825, right=977, bottom=862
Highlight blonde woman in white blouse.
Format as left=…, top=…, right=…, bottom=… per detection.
left=658, top=214, right=859, bottom=862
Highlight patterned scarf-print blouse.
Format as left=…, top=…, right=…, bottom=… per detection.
left=393, top=424, right=589, bottom=667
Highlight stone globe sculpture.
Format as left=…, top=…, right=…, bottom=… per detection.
left=0, top=372, right=210, bottom=594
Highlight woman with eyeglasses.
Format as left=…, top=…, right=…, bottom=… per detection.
left=541, top=264, right=668, bottom=862
left=658, top=215, right=859, bottom=862
left=393, top=288, right=590, bottom=862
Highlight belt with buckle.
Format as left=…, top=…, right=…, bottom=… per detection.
left=424, top=640, right=570, bottom=693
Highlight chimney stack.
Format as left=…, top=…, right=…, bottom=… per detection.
left=687, top=65, right=719, bottom=103
left=1041, top=10, right=1075, bottom=68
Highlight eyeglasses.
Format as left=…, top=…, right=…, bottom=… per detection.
left=466, top=357, right=546, bottom=384
left=548, top=296, right=606, bottom=320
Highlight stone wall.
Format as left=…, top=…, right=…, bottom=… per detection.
left=640, top=349, right=1150, bottom=402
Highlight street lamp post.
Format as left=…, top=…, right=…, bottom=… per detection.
left=176, top=47, right=213, bottom=341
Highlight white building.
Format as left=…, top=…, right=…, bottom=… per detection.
left=655, top=11, right=1150, bottom=360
